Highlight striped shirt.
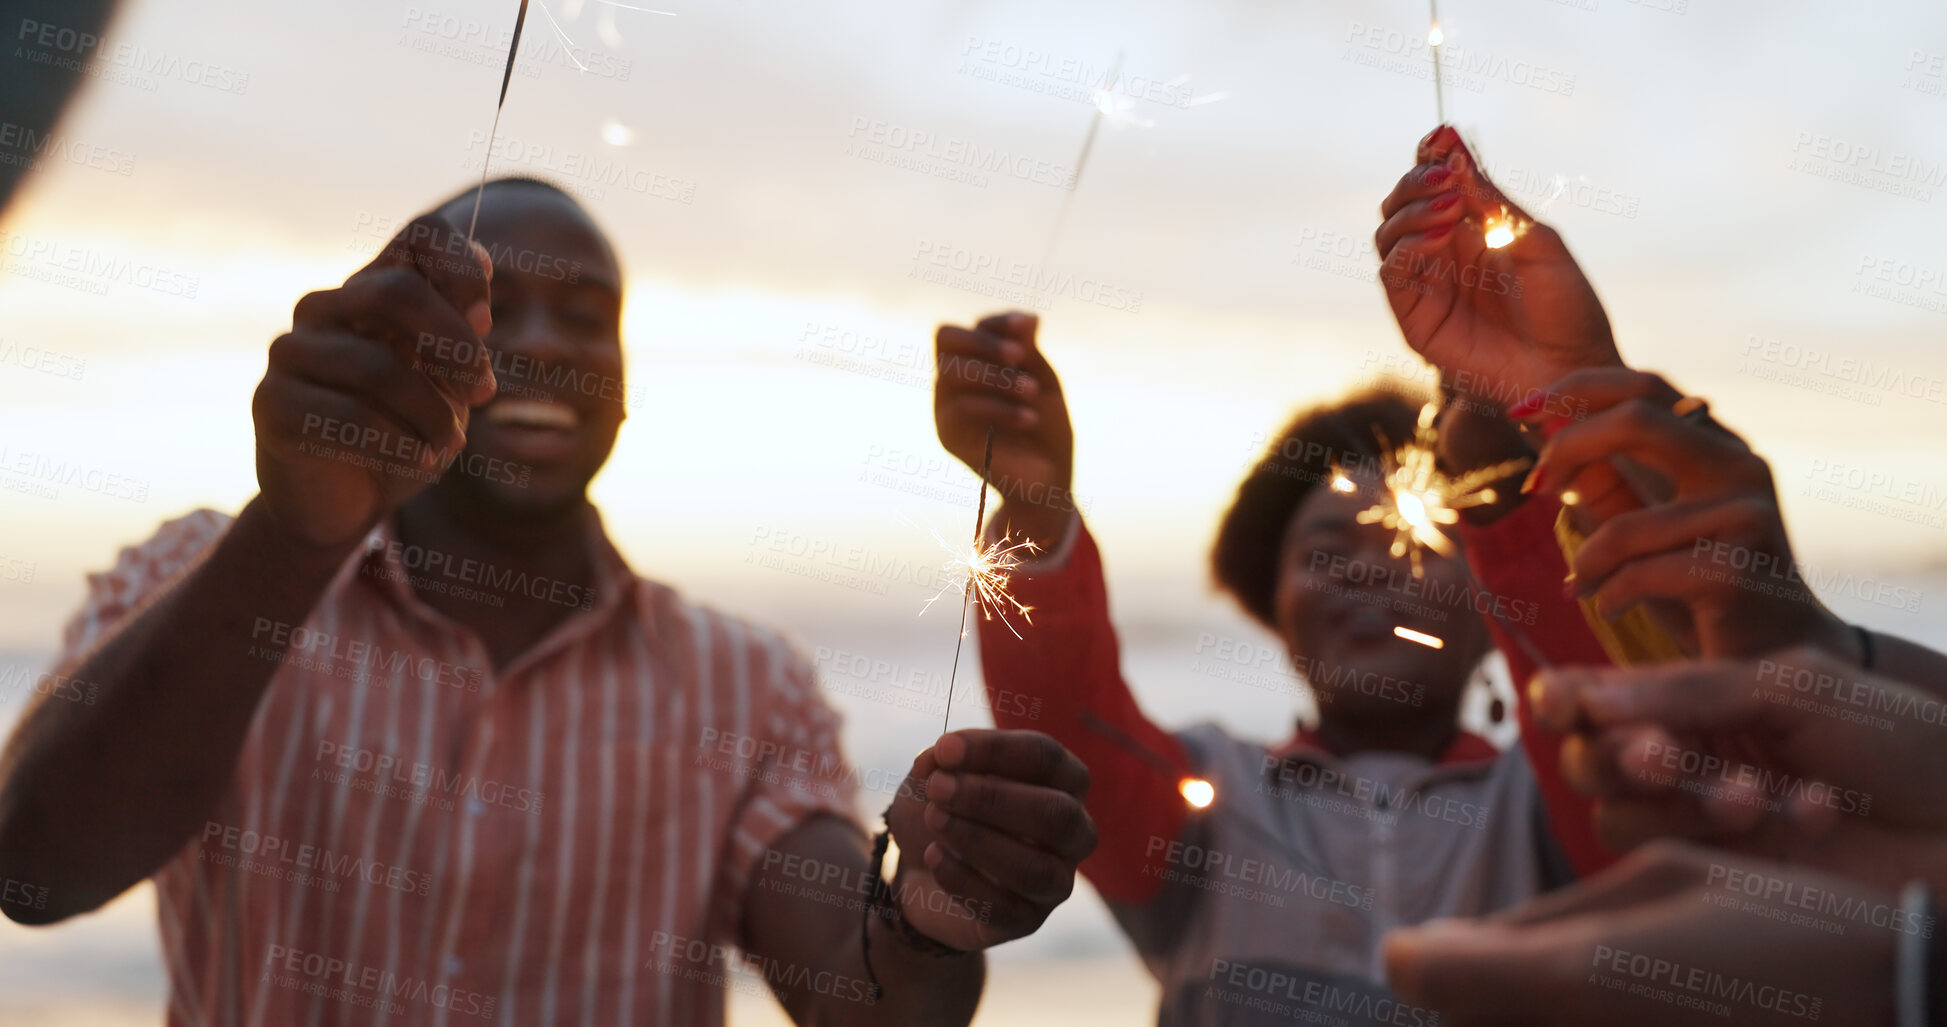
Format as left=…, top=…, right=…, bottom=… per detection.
left=49, top=508, right=860, bottom=1027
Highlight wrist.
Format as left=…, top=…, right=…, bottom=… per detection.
left=991, top=497, right=1074, bottom=554
left=234, top=496, right=367, bottom=576
left=882, top=858, right=973, bottom=956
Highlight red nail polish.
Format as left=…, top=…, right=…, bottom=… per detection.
left=1430, top=124, right=1460, bottom=149
left=1506, top=395, right=1542, bottom=418
left=1520, top=467, right=1544, bottom=495
left=1423, top=166, right=1451, bottom=187
left=1430, top=192, right=1460, bottom=211
left=1423, top=224, right=1454, bottom=243
left=1541, top=416, right=1572, bottom=440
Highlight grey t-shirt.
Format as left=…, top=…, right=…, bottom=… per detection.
left=1110, top=723, right=1564, bottom=1027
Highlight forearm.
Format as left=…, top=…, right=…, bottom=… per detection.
left=977, top=514, right=1187, bottom=900
left=0, top=496, right=354, bottom=922
left=804, top=910, right=982, bottom=1026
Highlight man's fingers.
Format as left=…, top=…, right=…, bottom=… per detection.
left=1533, top=661, right=1770, bottom=734
left=269, top=329, right=467, bottom=456
left=1593, top=791, right=1759, bottom=852
left=365, top=213, right=493, bottom=329
left=1384, top=917, right=1586, bottom=1025
left=329, top=268, right=496, bottom=410
left=922, top=803, right=1077, bottom=906
left=925, top=772, right=1096, bottom=864
left=1484, top=840, right=1709, bottom=927
left=922, top=845, right=1045, bottom=939
left=933, top=730, right=1090, bottom=798
left=361, top=214, right=497, bottom=406
left=1561, top=724, right=1678, bottom=798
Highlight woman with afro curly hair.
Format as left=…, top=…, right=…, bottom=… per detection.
left=930, top=310, right=1615, bottom=1027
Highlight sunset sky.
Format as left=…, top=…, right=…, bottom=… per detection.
left=3, top=0, right=1947, bottom=1020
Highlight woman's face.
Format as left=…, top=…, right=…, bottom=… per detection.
left=1271, top=481, right=1492, bottom=724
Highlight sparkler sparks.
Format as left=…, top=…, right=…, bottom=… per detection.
left=1338, top=402, right=1532, bottom=577
left=920, top=525, right=1040, bottom=638
left=925, top=427, right=1038, bottom=732
left=1482, top=204, right=1527, bottom=249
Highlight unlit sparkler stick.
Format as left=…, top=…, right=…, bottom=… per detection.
left=466, top=0, right=533, bottom=248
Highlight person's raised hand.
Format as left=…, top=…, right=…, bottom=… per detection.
left=1377, top=126, right=1621, bottom=407
left=885, top=729, right=1096, bottom=951
left=253, top=215, right=499, bottom=551
left=933, top=312, right=1076, bottom=547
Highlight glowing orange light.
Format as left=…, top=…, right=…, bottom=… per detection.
left=1179, top=778, right=1216, bottom=808
left=1394, top=626, right=1446, bottom=649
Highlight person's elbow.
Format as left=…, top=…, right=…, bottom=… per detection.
left=0, top=801, right=90, bottom=926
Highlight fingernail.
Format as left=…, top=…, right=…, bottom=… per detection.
left=935, top=733, right=966, bottom=766
left=1506, top=395, right=1543, bottom=419
left=1000, top=341, right=1025, bottom=366
left=1423, top=166, right=1451, bottom=188
left=467, top=300, right=492, bottom=338
left=1430, top=192, right=1460, bottom=211
left=923, top=803, right=949, bottom=832
left=1520, top=467, right=1544, bottom=494
left=1541, top=416, right=1572, bottom=440
left=1561, top=573, right=1578, bottom=600
left=1422, top=224, right=1454, bottom=243
left=924, top=842, right=944, bottom=869
left=929, top=771, right=958, bottom=801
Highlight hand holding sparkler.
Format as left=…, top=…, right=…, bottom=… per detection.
left=933, top=311, right=1076, bottom=551
left=253, top=216, right=497, bottom=550
left=1376, top=127, right=1621, bottom=407
left=882, top=729, right=1098, bottom=951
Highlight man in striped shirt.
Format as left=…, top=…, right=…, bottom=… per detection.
left=0, top=178, right=1099, bottom=1026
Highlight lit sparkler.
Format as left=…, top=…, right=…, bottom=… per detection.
left=1338, top=402, right=1531, bottom=578
left=925, top=427, right=1039, bottom=731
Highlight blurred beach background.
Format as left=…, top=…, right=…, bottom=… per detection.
left=5, top=0, right=1947, bottom=1022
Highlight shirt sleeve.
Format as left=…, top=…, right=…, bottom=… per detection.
left=1456, top=497, right=1618, bottom=878
left=720, top=630, right=865, bottom=945
left=48, top=509, right=234, bottom=675
left=976, top=516, right=1190, bottom=904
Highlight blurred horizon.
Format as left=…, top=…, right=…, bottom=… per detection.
left=4, top=0, right=1947, bottom=1022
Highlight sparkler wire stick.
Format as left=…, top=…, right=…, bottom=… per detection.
left=1427, top=0, right=1445, bottom=123
left=941, top=426, right=996, bottom=733
left=1032, top=51, right=1123, bottom=301
left=466, top=0, right=532, bottom=248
